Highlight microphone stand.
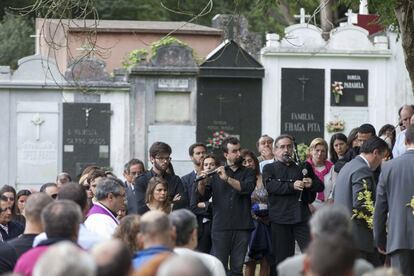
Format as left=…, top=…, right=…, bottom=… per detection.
left=292, top=139, right=306, bottom=202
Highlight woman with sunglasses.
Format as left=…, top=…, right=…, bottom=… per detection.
left=0, top=185, right=25, bottom=225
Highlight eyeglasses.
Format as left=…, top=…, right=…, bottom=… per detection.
left=2, top=196, right=14, bottom=202
left=50, top=194, right=58, bottom=199
left=155, top=156, right=172, bottom=162
left=0, top=207, right=12, bottom=213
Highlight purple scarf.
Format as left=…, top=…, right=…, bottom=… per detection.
left=87, top=203, right=119, bottom=224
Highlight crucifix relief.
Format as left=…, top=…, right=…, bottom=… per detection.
left=216, top=94, right=231, bottom=117
left=31, top=113, right=45, bottom=141
left=297, top=75, right=310, bottom=101
left=82, top=107, right=93, bottom=128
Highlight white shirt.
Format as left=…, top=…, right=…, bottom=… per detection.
left=393, top=130, right=407, bottom=158
left=84, top=202, right=119, bottom=240
left=33, top=224, right=101, bottom=249
left=174, top=247, right=226, bottom=276
left=259, top=159, right=275, bottom=173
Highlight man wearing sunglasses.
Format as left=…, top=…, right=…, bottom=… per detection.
left=0, top=195, right=24, bottom=241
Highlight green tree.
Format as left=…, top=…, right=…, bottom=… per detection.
left=0, top=13, right=34, bottom=69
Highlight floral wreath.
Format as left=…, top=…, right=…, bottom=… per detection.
left=326, top=118, right=345, bottom=133
left=206, top=130, right=230, bottom=150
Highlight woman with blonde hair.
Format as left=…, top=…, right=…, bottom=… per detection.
left=113, top=214, right=141, bottom=257
left=137, top=177, right=171, bottom=215
left=306, top=138, right=333, bottom=211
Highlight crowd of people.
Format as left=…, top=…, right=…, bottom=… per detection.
left=1, top=104, right=414, bottom=276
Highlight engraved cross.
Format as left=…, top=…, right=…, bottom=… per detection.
left=31, top=113, right=45, bottom=141
left=82, top=107, right=93, bottom=128
left=297, top=75, right=310, bottom=101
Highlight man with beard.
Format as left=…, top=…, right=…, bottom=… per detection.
left=134, top=141, right=186, bottom=211
left=262, top=134, right=324, bottom=269
left=196, top=137, right=256, bottom=276
left=181, top=143, right=207, bottom=204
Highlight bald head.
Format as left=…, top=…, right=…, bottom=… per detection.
left=400, top=105, right=414, bottom=130
left=24, top=193, right=54, bottom=223
left=139, top=210, right=174, bottom=249
left=91, top=240, right=131, bottom=276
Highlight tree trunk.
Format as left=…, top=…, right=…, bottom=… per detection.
left=395, top=1, right=414, bottom=94
left=320, top=0, right=334, bottom=40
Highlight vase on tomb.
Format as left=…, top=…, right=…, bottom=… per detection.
left=334, top=94, right=341, bottom=104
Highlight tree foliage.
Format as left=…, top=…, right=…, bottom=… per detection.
left=0, top=13, right=34, bottom=69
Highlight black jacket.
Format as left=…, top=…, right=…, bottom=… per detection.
left=263, top=161, right=324, bottom=224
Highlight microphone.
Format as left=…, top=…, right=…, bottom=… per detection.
left=298, top=168, right=308, bottom=202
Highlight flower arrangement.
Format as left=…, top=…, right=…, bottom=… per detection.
left=297, top=143, right=309, bottom=161
left=326, top=119, right=345, bottom=133
left=332, top=81, right=344, bottom=104
left=206, top=130, right=230, bottom=150
left=351, top=179, right=374, bottom=230
left=406, top=196, right=414, bottom=215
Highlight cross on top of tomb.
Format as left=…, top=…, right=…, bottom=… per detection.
left=30, top=29, right=44, bottom=55
left=294, top=8, right=311, bottom=24
left=345, top=9, right=355, bottom=25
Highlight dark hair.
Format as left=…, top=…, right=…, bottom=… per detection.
left=113, top=215, right=141, bottom=256
left=41, top=200, right=82, bottom=239
left=329, top=133, right=347, bottom=164
left=222, top=136, right=240, bottom=153
left=58, top=182, right=88, bottom=211
left=307, top=233, right=356, bottom=276
left=124, top=159, right=146, bottom=174
left=40, top=182, right=57, bottom=193
left=149, top=142, right=172, bottom=158
left=17, top=189, right=32, bottom=200
left=347, top=128, right=359, bottom=148
left=145, top=177, right=171, bottom=214
left=274, top=134, right=294, bottom=147
left=202, top=154, right=220, bottom=168
left=24, top=192, right=53, bottom=223
left=79, top=165, right=100, bottom=182
left=0, top=185, right=18, bottom=215
left=358, top=123, right=376, bottom=136
left=360, top=136, right=389, bottom=154
left=86, top=169, right=106, bottom=185
left=188, top=143, right=207, bottom=156
left=378, top=124, right=396, bottom=148
left=169, top=209, right=198, bottom=246
left=240, top=149, right=260, bottom=176
left=405, top=125, right=414, bottom=145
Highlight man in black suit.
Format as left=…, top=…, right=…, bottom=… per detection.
left=181, top=143, right=207, bottom=205
left=262, top=134, right=324, bottom=268
left=123, top=159, right=145, bottom=214
left=334, top=136, right=388, bottom=266
left=0, top=195, right=23, bottom=241
left=375, top=125, right=414, bottom=275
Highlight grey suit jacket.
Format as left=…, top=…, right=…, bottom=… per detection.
left=333, top=156, right=376, bottom=253
left=374, top=150, right=414, bottom=254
